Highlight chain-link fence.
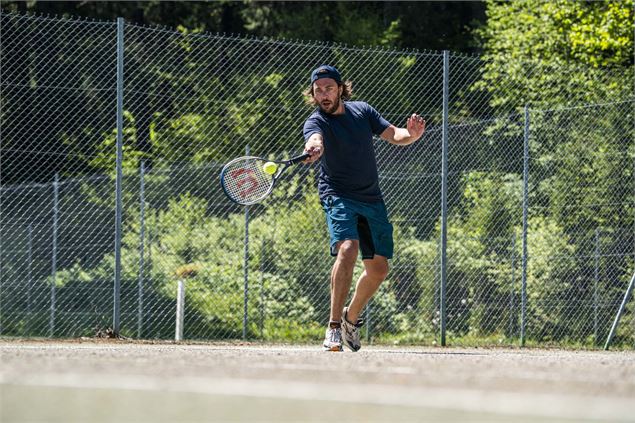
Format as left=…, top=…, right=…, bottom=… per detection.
left=1, top=11, right=633, bottom=348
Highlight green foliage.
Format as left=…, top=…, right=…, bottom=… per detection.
left=4, top=160, right=633, bottom=346
left=554, top=1, right=634, bottom=68
left=475, top=0, right=633, bottom=111
left=479, top=0, right=634, bottom=67
left=89, top=111, right=145, bottom=175
left=242, top=2, right=384, bottom=46
left=524, top=217, right=577, bottom=339
left=461, top=172, right=522, bottom=248
left=457, top=0, right=635, bottom=347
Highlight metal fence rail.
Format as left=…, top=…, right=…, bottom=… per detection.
left=1, top=11, right=633, bottom=348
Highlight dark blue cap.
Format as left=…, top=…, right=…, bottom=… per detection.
left=310, top=65, right=342, bottom=84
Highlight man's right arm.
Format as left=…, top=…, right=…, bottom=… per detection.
left=303, top=132, right=323, bottom=164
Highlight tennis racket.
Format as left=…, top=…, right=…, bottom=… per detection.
left=220, top=153, right=310, bottom=205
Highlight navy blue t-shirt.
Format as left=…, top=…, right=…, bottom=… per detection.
left=303, top=101, right=391, bottom=203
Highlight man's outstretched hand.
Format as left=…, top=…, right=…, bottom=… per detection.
left=406, top=113, right=426, bottom=142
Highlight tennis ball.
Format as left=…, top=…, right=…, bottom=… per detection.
left=262, top=161, right=277, bottom=175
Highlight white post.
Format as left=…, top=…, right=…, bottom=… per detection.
left=175, top=280, right=185, bottom=342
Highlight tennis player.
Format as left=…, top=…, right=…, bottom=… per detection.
left=302, top=65, right=425, bottom=352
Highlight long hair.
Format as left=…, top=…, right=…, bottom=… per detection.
left=303, top=80, right=354, bottom=107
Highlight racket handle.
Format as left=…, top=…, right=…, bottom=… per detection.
left=287, top=153, right=311, bottom=165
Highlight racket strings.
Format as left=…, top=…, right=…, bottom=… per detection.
left=221, top=158, right=274, bottom=204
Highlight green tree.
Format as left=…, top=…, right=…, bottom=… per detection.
left=471, top=0, right=634, bottom=345
left=475, top=0, right=633, bottom=111
left=5, top=1, right=486, bottom=53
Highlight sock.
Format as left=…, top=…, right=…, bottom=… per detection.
left=329, top=320, right=341, bottom=329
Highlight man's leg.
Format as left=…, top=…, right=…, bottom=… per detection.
left=345, top=255, right=389, bottom=324
left=329, top=239, right=359, bottom=323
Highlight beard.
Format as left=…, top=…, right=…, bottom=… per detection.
left=319, top=96, right=341, bottom=115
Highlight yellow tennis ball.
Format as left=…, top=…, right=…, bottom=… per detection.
left=262, top=161, right=277, bottom=175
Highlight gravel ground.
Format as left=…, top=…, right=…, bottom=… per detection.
left=1, top=339, right=634, bottom=422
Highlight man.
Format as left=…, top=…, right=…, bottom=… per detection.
left=302, top=65, right=425, bottom=352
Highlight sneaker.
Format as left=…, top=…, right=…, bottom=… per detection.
left=342, top=307, right=364, bottom=352
left=323, top=326, right=343, bottom=352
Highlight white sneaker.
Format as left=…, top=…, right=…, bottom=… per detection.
left=342, top=307, right=364, bottom=352
left=323, top=326, right=343, bottom=352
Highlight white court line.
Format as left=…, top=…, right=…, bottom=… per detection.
left=2, top=372, right=633, bottom=422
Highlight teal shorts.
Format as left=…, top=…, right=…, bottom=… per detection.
left=321, top=195, right=394, bottom=260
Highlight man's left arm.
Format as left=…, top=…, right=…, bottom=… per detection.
left=380, top=113, right=426, bottom=146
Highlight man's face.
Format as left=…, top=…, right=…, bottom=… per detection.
left=312, top=78, right=342, bottom=114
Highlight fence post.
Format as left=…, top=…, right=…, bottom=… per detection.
left=604, top=270, right=635, bottom=350
left=137, top=161, right=146, bottom=338
left=366, top=299, right=372, bottom=344
left=175, top=279, right=185, bottom=341
left=509, top=232, right=517, bottom=337
left=113, top=17, right=125, bottom=336
left=259, top=236, right=265, bottom=339
left=27, top=223, right=33, bottom=321
left=520, top=105, right=530, bottom=347
left=594, top=228, right=600, bottom=345
left=0, top=191, right=2, bottom=336
left=440, top=50, right=449, bottom=346
left=243, top=145, right=250, bottom=340
left=50, top=173, right=59, bottom=338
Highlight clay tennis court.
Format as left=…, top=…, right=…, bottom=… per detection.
left=1, top=340, right=633, bottom=422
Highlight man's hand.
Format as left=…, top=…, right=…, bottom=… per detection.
left=406, top=114, right=426, bottom=142
left=380, top=113, right=426, bottom=146
left=304, top=133, right=324, bottom=163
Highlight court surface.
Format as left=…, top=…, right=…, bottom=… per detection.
left=1, top=340, right=634, bottom=422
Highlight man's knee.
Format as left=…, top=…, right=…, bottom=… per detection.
left=373, top=265, right=389, bottom=281
left=367, top=258, right=389, bottom=281
left=336, top=240, right=358, bottom=263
